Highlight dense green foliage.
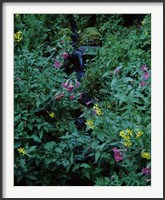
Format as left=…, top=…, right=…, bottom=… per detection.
left=14, top=14, right=151, bottom=186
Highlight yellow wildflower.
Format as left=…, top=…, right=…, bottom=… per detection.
left=136, top=131, right=143, bottom=138
left=122, top=134, right=130, bottom=141
left=93, top=104, right=103, bottom=115
left=86, top=119, right=94, bottom=129
left=49, top=112, right=55, bottom=118
left=18, top=147, right=26, bottom=155
left=123, top=141, right=132, bottom=147
left=14, top=31, right=22, bottom=42
left=126, top=129, right=133, bottom=136
left=141, top=152, right=151, bottom=160
left=119, top=130, right=125, bottom=137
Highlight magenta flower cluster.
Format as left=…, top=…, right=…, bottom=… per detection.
left=53, top=52, right=69, bottom=68
left=62, top=79, right=80, bottom=93
left=141, top=167, right=151, bottom=176
left=113, top=147, right=123, bottom=162
left=53, top=61, right=61, bottom=68
left=140, top=64, right=150, bottom=87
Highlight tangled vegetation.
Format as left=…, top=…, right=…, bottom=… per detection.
left=14, top=14, right=151, bottom=186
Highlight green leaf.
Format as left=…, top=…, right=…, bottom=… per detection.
left=14, top=141, right=21, bottom=148
left=39, top=130, right=44, bottom=139
left=36, top=100, right=40, bottom=108
left=19, top=159, right=27, bottom=171
left=70, top=152, right=74, bottom=164
left=27, top=124, right=33, bottom=131
left=102, top=71, right=110, bottom=78
left=84, top=171, right=90, bottom=179
left=95, top=151, right=101, bottom=162
left=44, top=141, right=56, bottom=151
left=26, top=145, right=37, bottom=153
left=54, top=147, right=62, bottom=153
left=72, top=164, right=80, bottom=172
left=30, top=135, right=41, bottom=143
left=80, top=163, right=91, bottom=169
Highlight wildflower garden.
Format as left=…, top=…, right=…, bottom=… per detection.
left=14, top=14, right=151, bottom=186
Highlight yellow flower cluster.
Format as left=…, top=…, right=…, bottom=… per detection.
left=49, top=112, right=55, bottom=118
left=14, top=31, right=22, bottom=42
left=94, top=104, right=103, bottom=115
left=86, top=119, right=94, bottom=129
left=119, top=129, right=133, bottom=147
left=141, top=152, right=151, bottom=160
left=17, top=147, right=26, bottom=155
left=136, top=130, right=143, bottom=138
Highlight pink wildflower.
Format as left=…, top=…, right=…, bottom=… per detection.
left=62, top=81, right=69, bottom=89
left=141, top=167, right=151, bottom=176
left=55, top=93, right=65, bottom=101
left=143, top=72, right=150, bottom=80
left=113, top=147, right=119, bottom=153
left=54, top=61, right=61, bottom=68
left=67, top=84, right=74, bottom=92
left=70, top=94, right=75, bottom=100
left=113, top=147, right=123, bottom=162
left=114, top=152, right=123, bottom=162
left=62, top=52, right=69, bottom=59
left=141, top=64, right=148, bottom=71
left=75, top=80, right=80, bottom=87
left=140, top=81, right=147, bottom=87
left=79, top=94, right=83, bottom=99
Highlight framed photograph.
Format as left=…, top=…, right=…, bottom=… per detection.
left=1, top=0, right=163, bottom=198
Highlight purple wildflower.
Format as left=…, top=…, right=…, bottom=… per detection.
left=55, top=93, right=65, bottom=101
left=140, top=81, right=147, bottom=87
left=62, top=81, right=69, bottom=89
left=113, top=147, right=123, bottom=162
left=143, top=72, right=150, bottom=80
left=62, top=52, right=69, bottom=59
left=141, top=64, right=148, bottom=71
left=113, top=147, right=119, bottom=153
left=141, top=167, right=151, bottom=176
left=67, top=84, right=74, bottom=92
left=114, top=152, right=123, bottom=162
left=70, top=94, right=75, bottom=100
left=75, top=80, right=80, bottom=87
left=54, top=61, right=61, bottom=68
